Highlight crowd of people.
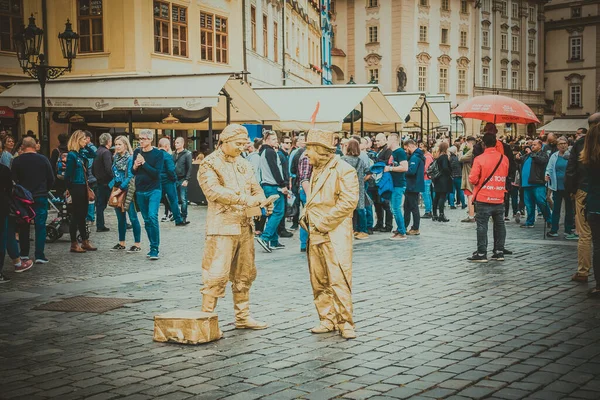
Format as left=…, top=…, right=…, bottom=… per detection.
left=1, top=117, right=598, bottom=298
left=0, top=129, right=194, bottom=282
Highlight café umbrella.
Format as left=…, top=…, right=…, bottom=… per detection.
left=451, top=95, right=540, bottom=124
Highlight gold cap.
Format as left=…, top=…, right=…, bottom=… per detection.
left=219, top=124, right=249, bottom=144
left=306, top=129, right=336, bottom=150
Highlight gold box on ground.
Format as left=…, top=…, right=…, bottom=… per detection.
left=153, top=310, right=221, bottom=344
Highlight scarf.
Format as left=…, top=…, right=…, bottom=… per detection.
left=114, top=153, right=130, bottom=172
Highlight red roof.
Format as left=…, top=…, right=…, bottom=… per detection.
left=331, top=48, right=346, bottom=57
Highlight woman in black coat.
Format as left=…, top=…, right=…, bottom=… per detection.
left=433, top=141, right=453, bottom=222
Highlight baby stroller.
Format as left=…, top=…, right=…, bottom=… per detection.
left=46, top=191, right=90, bottom=243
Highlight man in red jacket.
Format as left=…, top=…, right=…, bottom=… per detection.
left=468, top=133, right=509, bottom=263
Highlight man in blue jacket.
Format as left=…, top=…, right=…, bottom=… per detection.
left=133, top=130, right=164, bottom=260
left=158, top=138, right=187, bottom=227
left=403, top=139, right=425, bottom=235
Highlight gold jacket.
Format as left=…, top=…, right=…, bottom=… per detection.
left=198, top=149, right=266, bottom=236
left=304, top=156, right=359, bottom=248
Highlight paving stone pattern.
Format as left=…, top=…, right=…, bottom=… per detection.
left=1, top=206, right=599, bottom=400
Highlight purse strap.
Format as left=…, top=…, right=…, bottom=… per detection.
left=473, top=154, right=504, bottom=203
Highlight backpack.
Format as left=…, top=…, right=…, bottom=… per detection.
left=56, top=150, right=68, bottom=180
left=9, top=183, right=36, bottom=224
left=426, top=159, right=442, bottom=180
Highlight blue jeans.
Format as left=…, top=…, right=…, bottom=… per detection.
left=96, top=183, right=111, bottom=229
left=6, top=216, right=20, bottom=260
left=87, top=184, right=96, bottom=222
left=423, top=180, right=432, bottom=213
left=261, top=185, right=285, bottom=246
left=136, top=189, right=162, bottom=251
left=523, top=185, right=551, bottom=226
left=449, top=177, right=466, bottom=207
left=356, top=208, right=367, bottom=233
left=176, top=179, right=189, bottom=219
left=391, top=187, right=407, bottom=235
left=116, top=202, right=141, bottom=243
left=550, top=190, right=574, bottom=234
left=18, top=197, right=48, bottom=260
left=299, top=187, right=308, bottom=250
left=162, top=182, right=182, bottom=224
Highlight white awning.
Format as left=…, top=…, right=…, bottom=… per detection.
left=536, top=118, right=588, bottom=135
left=214, top=78, right=279, bottom=124
left=254, top=85, right=397, bottom=131
left=341, top=89, right=404, bottom=132
left=429, top=101, right=452, bottom=127
left=0, top=74, right=233, bottom=111
left=384, top=93, right=440, bottom=129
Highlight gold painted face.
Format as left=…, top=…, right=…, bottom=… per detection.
left=305, top=144, right=332, bottom=168
left=221, top=138, right=248, bottom=158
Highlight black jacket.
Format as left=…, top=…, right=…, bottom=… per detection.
left=433, top=154, right=453, bottom=193
left=173, top=149, right=193, bottom=181
left=377, top=145, right=392, bottom=164
left=0, top=163, right=12, bottom=218
left=521, top=150, right=549, bottom=186
left=92, top=146, right=114, bottom=185
left=565, top=137, right=587, bottom=194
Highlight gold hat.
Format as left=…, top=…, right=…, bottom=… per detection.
left=219, top=124, right=249, bottom=144
left=306, top=129, right=336, bottom=150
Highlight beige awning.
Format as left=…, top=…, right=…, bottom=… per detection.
left=428, top=101, right=452, bottom=127
left=254, top=85, right=401, bottom=131
left=341, top=89, right=404, bottom=133
left=0, top=73, right=279, bottom=126
left=536, top=118, right=588, bottom=135
left=383, top=93, right=440, bottom=129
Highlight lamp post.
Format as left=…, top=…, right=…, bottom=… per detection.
left=13, top=14, right=79, bottom=155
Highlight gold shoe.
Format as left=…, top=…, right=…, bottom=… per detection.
left=310, top=321, right=336, bottom=334
left=235, top=317, right=268, bottom=330
left=340, top=327, right=357, bottom=339
left=355, top=232, right=369, bottom=240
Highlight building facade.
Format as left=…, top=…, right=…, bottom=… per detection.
left=243, top=0, right=323, bottom=87
left=544, top=0, right=600, bottom=117
left=330, top=0, right=547, bottom=135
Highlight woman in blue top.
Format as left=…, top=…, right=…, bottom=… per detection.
left=581, top=124, right=600, bottom=298
left=109, top=136, right=141, bottom=252
left=64, top=130, right=97, bottom=253
left=544, top=136, right=574, bottom=237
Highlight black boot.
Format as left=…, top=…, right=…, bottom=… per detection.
left=439, top=213, right=449, bottom=222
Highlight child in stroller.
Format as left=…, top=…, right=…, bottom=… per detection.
left=46, top=191, right=90, bottom=243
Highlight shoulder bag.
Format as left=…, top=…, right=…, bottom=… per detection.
left=473, top=155, right=504, bottom=204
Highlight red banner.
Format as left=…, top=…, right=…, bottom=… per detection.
left=0, top=107, right=14, bottom=118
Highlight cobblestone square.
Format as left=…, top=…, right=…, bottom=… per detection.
left=1, top=206, right=599, bottom=400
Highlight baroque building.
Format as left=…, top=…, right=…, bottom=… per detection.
left=243, top=0, right=323, bottom=87
left=544, top=0, right=600, bottom=118
left=330, top=0, right=547, bottom=135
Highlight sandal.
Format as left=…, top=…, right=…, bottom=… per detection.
left=588, top=287, right=600, bottom=298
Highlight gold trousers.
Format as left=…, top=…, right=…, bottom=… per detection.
left=575, top=189, right=592, bottom=275
left=308, top=241, right=354, bottom=331
left=201, top=226, right=257, bottom=298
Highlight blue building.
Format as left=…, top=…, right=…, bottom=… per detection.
left=320, top=0, right=333, bottom=85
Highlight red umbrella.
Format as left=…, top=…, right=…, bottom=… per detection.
left=452, top=95, right=540, bottom=124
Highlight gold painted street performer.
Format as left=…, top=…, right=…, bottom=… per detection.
left=301, top=129, right=359, bottom=339
left=197, top=124, right=274, bottom=331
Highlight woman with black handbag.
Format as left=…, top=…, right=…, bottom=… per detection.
left=64, top=130, right=97, bottom=253
left=109, top=136, right=141, bottom=252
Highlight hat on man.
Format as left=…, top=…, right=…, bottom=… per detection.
left=483, top=122, right=498, bottom=135
left=219, top=124, right=249, bottom=144
left=306, top=129, right=336, bottom=150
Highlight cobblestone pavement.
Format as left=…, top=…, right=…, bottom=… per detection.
left=1, top=205, right=599, bottom=400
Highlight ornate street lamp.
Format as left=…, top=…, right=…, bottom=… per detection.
left=12, top=14, right=79, bottom=154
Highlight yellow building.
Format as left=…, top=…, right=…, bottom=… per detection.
left=544, top=0, right=599, bottom=118
left=0, top=0, right=244, bottom=150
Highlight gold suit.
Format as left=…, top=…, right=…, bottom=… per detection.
left=305, top=156, right=359, bottom=333
left=197, top=147, right=267, bottom=328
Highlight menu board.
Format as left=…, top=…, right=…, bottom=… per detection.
left=90, top=0, right=102, bottom=15
left=0, top=0, right=12, bottom=13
